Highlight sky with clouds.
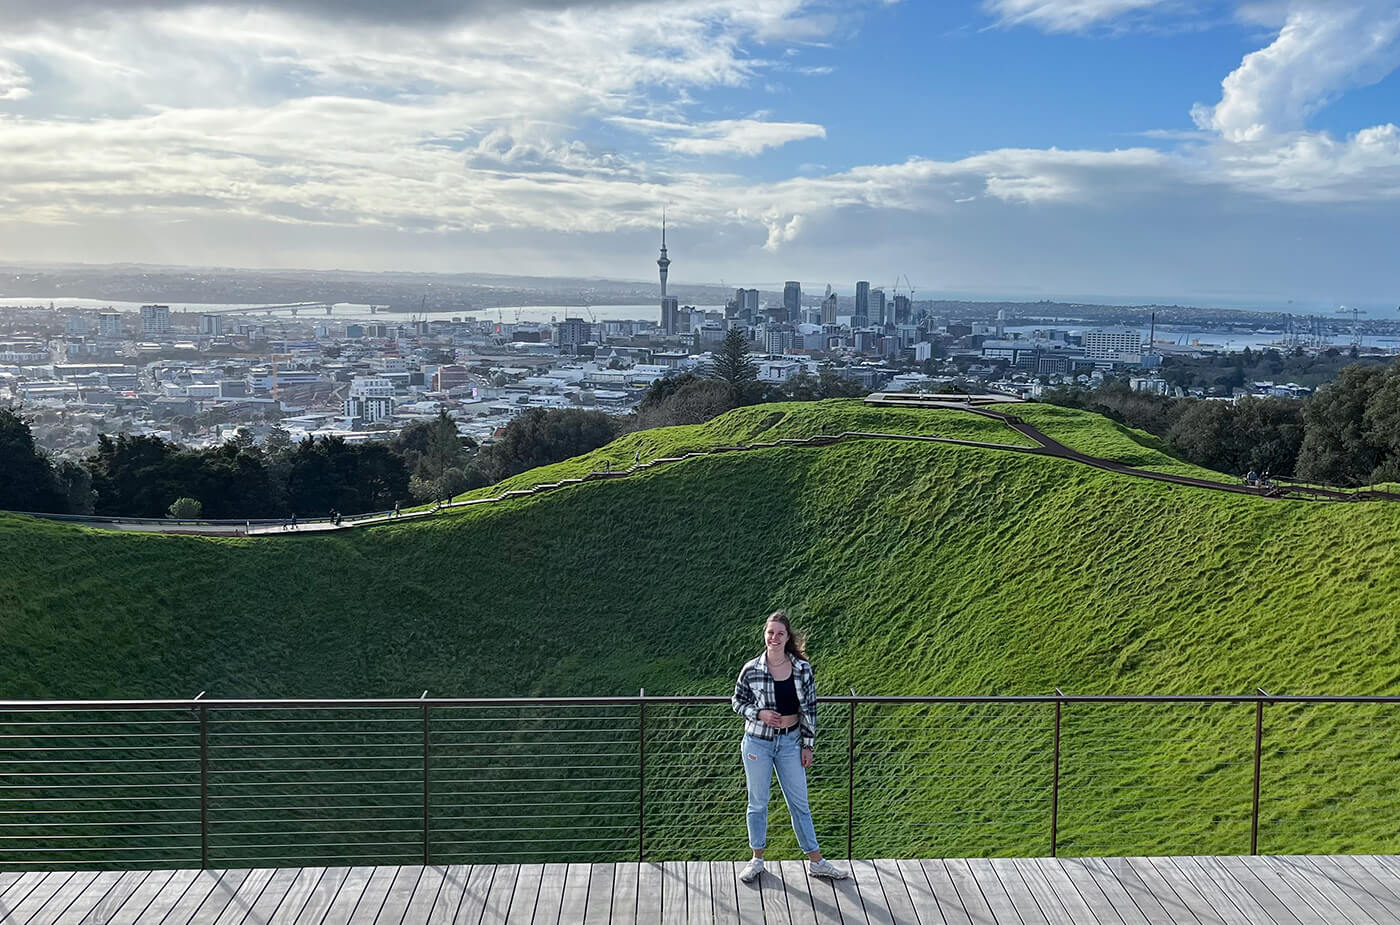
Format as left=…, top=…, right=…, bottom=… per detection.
left=0, top=0, right=1397, bottom=309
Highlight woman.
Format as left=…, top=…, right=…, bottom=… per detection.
left=731, top=610, right=848, bottom=882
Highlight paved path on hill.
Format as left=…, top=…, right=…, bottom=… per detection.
left=6, top=855, right=1400, bottom=923
left=12, top=398, right=1397, bottom=537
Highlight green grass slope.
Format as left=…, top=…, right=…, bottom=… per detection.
left=2, top=400, right=1399, bottom=863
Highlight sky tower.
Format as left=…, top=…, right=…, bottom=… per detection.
left=657, top=209, right=670, bottom=299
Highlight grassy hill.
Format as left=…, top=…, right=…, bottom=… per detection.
left=3, top=399, right=1399, bottom=865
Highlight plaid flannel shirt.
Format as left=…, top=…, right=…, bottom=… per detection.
left=731, top=652, right=817, bottom=751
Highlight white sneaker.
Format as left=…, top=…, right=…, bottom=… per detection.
left=740, top=858, right=765, bottom=883
left=808, top=858, right=849, bottom=880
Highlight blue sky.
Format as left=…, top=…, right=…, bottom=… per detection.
left=0, top=0, right=1397, bottom=310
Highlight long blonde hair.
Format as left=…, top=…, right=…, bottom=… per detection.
left=766, top=609, right=808, bottom=662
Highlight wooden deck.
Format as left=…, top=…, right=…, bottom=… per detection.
left=6, top=856, right=1400, bottom=923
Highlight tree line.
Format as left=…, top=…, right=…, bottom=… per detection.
left=0, top=332, right=871, bottom=518
left=1042, top=357, right=1400, bottom=485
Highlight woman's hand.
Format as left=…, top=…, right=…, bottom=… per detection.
left=800, top=748, right=813, bottom=769
left=757, top=710, right=783, bottom=727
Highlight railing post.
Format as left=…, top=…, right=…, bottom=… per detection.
left=1051, top=689, right=1063, bottom=858
left=195, top=692, right=208, bottom=870
left=421, top=691, right=430, bottom=866
left=1251, top=688, right=1268, bottom=856
left=847, top=689, right=856, bottom=862
left=638, top=689, right=646, bottom=862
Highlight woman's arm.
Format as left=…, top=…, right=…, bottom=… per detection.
left=732, top=667, right=761, bottom=721
left=798, top=662, right=817, bottom=751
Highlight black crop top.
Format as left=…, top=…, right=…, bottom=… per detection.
left=773, top=674, right=799, bottom=716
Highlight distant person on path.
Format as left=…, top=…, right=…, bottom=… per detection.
left=289, top=512, right=297, bottom=530
left=394, top=501, right=401, bottom=518
left=731, top=610, right=848, bottom=884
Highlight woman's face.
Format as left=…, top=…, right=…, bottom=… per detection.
left=764, top=620, right=789, bottom=651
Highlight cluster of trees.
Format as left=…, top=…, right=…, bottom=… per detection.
left=1158, top=346, right=1385, bottom=394
left=1, top=331, right=877, bottom=518
left=1042, top=357, right=1400, bottom=485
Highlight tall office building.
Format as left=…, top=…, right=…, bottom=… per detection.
left=782, top=281, right=801, bottom=324
left=893, top=295, right=912, bottom=326
left=661, top=296, right=681, bottom=335
left=854, top=282, right=870, bottom=328
left=556, top=318, right=592, bottom=354
left=821, top=285, right=838, bottom=325
left=98, top=313, right=122, bottom=338
left=199, top=314, right=224, bottom=336
left=140, top=305, right=172, bottom=337
left=869, top=288, right=887, bottom=327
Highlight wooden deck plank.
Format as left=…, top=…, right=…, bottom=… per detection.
left=151, top=868, right=222, bottom=925
left=1269, top=857, right=1380, bottom=925
left=531, top=863, right=567, bottom=925
left=183, top=868, right=250, bottom=925
left=43, top=869, right=123, bottom=925
left=428, top=865, right=471, bottom=924
left=634, top=863, right=663, bottom=925
left=707, top=862, right=739, bottom=925
left=122, top=869, right=199, bottom=925
left=894, top=859, right=942, bottom=925
left=2, top=871, right=75, bottom=924
left=1136, top=857, right=1226, bottom=925
left=1304, top=857, right=1398, bottom=925
left=1029, top=858, right=1114, bottom=924
left=1063, top=857, right=1147, bottom=925
left=344, top=866, right=400, bottom=925
left=584, top=864, right=614, bottom=925
left=497, top=863, right=539, bottom=924
left=104, top=869, right=180, bottom=925
left=477, top=864, right=518, bottom=925
left=1355, top=856, right=1400, bottom=908
left=452, top=864, right=497, bottom=925
left=291, top=866, right=350, bottom=925
left=0, top=873, right=25, bottom=897
left=610, top=862, right=640, bottom=925
left=1160, top=857, right=1257, bottom=925
left=660, top=862, right=687, bottom=925
left=1225, top=857, right=1330, bottom=925
left=851, top=859, right=893, bottom=925
left=1084, top=858, right=1177, bottom=925
left=872, top=859, right=919, bottom=925
left=778, top=860, right=816, bottom=925
left=373, top=865, right=425, bottom=925
left=317, top=866, right=375, bottom=925
left=1190, top=856, right=1294, bottom=925
left=246, top=867, right=319, bottom=925
left=1008, top=858, right=1075, bottom=925
left=1206, top=856, right=1303, bottom=925
left=684, top=861, right=713, bottom=925
left=987, top=858, right=1053, bottom=925
left=731, top=864, right=765, bottom=925
left=397, top=865, right=446, bottom=925
left=758, top=860, right=791, bottom=925
left=556, top=864, right=590, bottom=924
left=210, top=867, right=278, bottom=925
left=21, top=870, right=99, bottom=925
left=924, top=859, right=973, bottom=925
left=75, top=871, right=153, bottom=925
left=1319, top=857, right=1400, bottom=922
left=0, top=871, right=45, bottom=910
left=826, top=862, right=865, bottom=925
left=955, top=857, right=1018, bottom=925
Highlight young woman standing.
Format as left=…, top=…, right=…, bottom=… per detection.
left=731, top=610, right=849, bottom=882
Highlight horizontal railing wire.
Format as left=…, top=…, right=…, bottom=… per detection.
left=0, top=693, right=1397, bottom=868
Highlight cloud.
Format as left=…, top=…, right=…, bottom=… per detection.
left=610, top=116, right=826, bottom=155
left=1192, top=0, right=1400, bottom=141
left=0, top=0, right=630, bottom=27
left=0, top=59, right=31, bottom=101
left=981, top=0, right=1180, bottom=32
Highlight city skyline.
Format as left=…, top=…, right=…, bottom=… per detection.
left=0, top=1, right=1397, bottom=308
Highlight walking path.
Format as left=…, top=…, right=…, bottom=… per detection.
left=6, top=855, right=1400, bottom=923
left=12, top=398, right=1397, bottom=537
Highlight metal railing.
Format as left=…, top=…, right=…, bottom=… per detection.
left=2, top=692, right=1398, bottom=869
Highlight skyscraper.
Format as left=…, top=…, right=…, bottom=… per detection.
left=854, top=282, right=870, bottom=328
left=869, top=288, right=887, bottom=327
left=893, top=295, right=911, bottom=326
left=140, top=304, right=171, bottom=337
left=821, top=284, right=837, bottom=325
left=782, top=281, right=801, bottom=323
left=657, top=211, right=671, bottom=329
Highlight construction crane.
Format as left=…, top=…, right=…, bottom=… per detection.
left=1337, top=304, right=1368, bottom=349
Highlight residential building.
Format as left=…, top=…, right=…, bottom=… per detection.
left=98, top=313, right=122, bottom=338
left=140, top=305, right=172, bottom=337
left=199, top=314, right=224, bottom=336
left=765, top=325, right=795, bottom=355
left=869, top=288, right=887, bottom=326
left=555, top=318, right=592, bottom=354
left=344, top=376, right=396, bottom=423
left=781, top=281, right=801, bottom=324
left=1083, top=329, right=1143, bottom=365
left=433, top=365, right=471, bottom=392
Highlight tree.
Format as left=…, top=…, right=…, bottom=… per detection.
left=476, top=408, right=621, bottom=482
left=167, top=497, right=203, bottom=519
left=1296, top=364, right=1388, bottom=485
left=0, top=410, right=67, bottom=513
left=712, top=328, right=757, bottom=388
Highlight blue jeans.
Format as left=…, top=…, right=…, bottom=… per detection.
left=741, top=732, right=819, bottom=854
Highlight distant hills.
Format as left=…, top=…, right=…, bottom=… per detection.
left=3, top=400, right=1399, bottom=860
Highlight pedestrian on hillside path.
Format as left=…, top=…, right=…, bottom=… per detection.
left=731, top=610, right=849, bottom=884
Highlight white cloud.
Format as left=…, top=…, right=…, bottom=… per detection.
left=1192, top=1, right=1400, bottom=141
left=0, top=58, right=31, bottom=101
left=611, top=116, right=826, bottom=155
left=982, top=0, right=1177, bottom=32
